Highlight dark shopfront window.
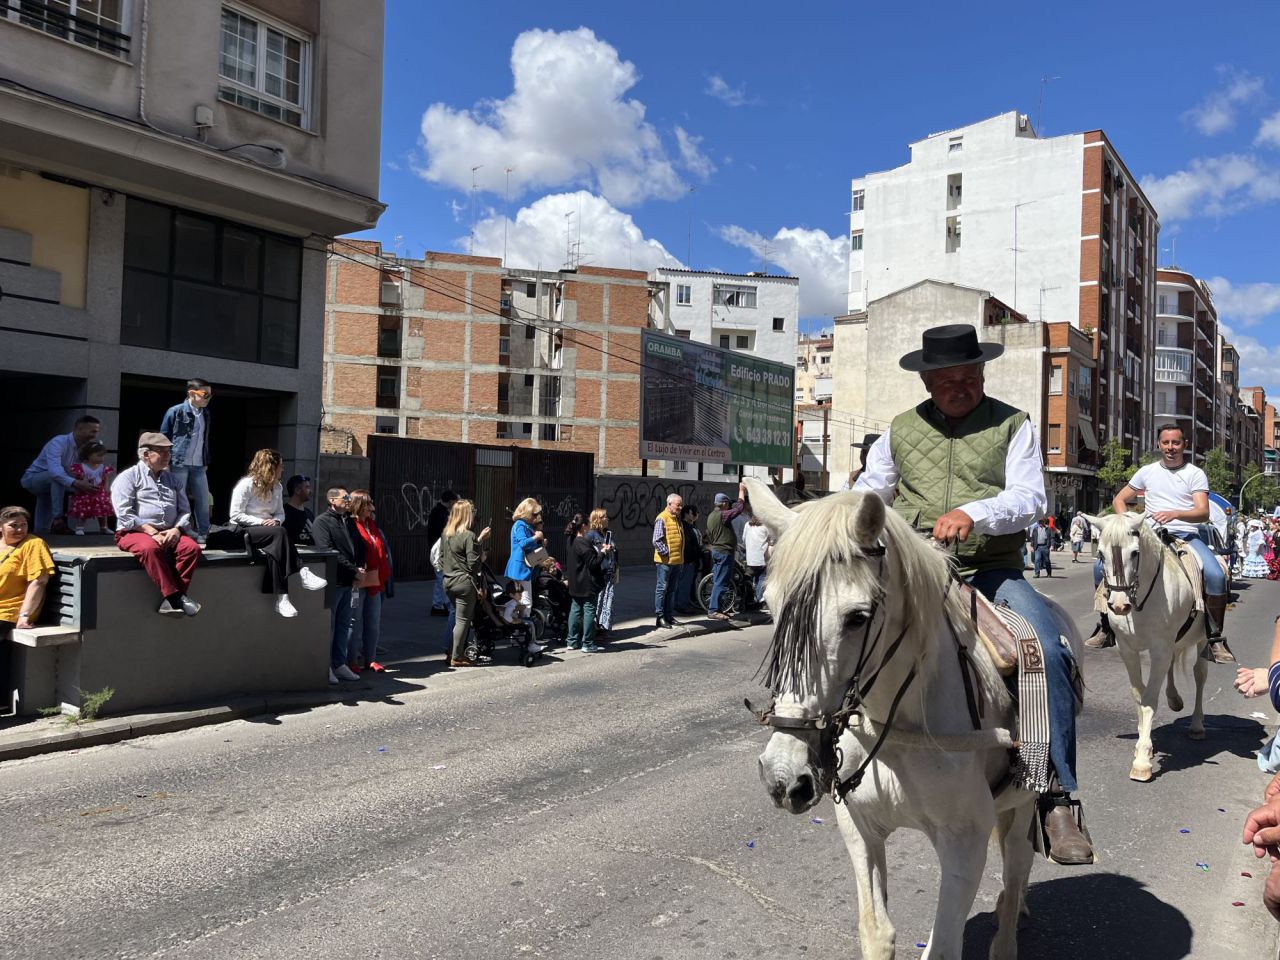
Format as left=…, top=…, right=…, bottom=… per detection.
left=121, top=197, right=302, bottom=367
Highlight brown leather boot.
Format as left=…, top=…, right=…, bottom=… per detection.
left=1204, top=595, right=1235, bottom=663
left=1085, top=614, right=1115, bottom=649
left=1043, top=795, right=1094, bottom=865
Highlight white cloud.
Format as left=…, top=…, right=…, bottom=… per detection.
left=705, top=74, right=753, bottom=107
left=1183, top=69, right=1264, bottom=136
left=1140, top=154, right=1280, bottom=220
left=1208, top=276, right=1280, bottom=328
left=1221, top=324, right=1280, bottom=399
left=1258, top=110, right=1280, bottom=148
left=674, top=126, right=715, bottom=179
left=719, top=224, right=847, bottom=318
left=469, top=191, right=682, bottom=273
left=418, top=28, right=686, bottom=205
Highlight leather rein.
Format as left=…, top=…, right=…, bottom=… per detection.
left=1102, top=526, right=1194, bottom=614
left=746, top=544, right=984, bottom=805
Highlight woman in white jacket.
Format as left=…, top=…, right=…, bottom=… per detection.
left=229, top=449, right=325, bottom=617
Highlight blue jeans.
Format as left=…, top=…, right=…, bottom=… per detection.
left=432, top=576, right=447, bottom=609
left=709, top=549, right=734, bottom=613
left=349, top=589, right=383, bottom=665
left=20, top=468, right=71, bottom=533
left=968, top=568, right=1079, bottom=793
left=654, top=563, right=679, bottom=620
left=169, top=464, right=210, bottom=536
left=330, top=585, right=354, bottom=669
left=677, top=562, right=698, bottom=610
left=1092, top=528, right=1226, bottom=596
left=1033, top=544, right=1052, bottom=576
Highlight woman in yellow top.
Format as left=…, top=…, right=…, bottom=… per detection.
left=0, top=505, right=56, bottom=715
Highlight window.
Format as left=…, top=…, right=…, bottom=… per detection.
left=526, top=282, right=537, bottom=298
left=735, top=335, right=750, bottom=350
left=523, top=374, right=535, bottom=387
left=121, top=197, right=301, bottom=366
left=1068, top=426, right=1076, bottom=454
left=948, top=136, right=963, bottom=154
left=1157, top=294, right=1169, bottom=315
left=218, top=5, right=310, bottom=128
left=10, top=0, right=130, bottom=56
left=1068, top=375, right=1076, bottom=397
left=540, top=423, right=559, bottom=441
left=375, top=416, right=398, bottom=435
left=722, top=463, right=738, bottom=475
left=947, top=173, right=963, bottom=210
left=378, top=317, right=400, bottom=358
left=819, top=355, right=831, bottom=365
left=850, top=232, right=863, bottom=251
left=1047, top=424, right=1062, bottom=454
left=376, top=367, right=399, bottom=408
left=676, top=283, right=692, bottom=305
left=852, top=189, right=864, bottom=212
left=772, top=317, right=785, bottom=332
left=525, top=324, right=536, bottom=339
left=674, top=329, right=691, bottom=340
left=672, top=460, right=687, bottom=472
left=718, top=334, right=730, bottom=349
left=1049, top=364, right=1063, bottom=395
left=945, top=215, right=961, bottom=253
left=713, top=283, right=757, bottom=308
left=498, top=335, right=511, bottom=358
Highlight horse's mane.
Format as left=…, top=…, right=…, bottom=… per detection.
left=762, top=492, right=959, bottom=694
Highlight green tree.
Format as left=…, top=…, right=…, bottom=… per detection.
left=1203, top=448, right=1233, bottom=494
left=1096, top=438, right=1132, bottom=489
left=1240, top=463, right=1280, bottom=514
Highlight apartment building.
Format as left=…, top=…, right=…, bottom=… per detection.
left=846, top=111, right=1158, bottom=477
left=1265, top=403, right=1280, bottom=476
left=648, top=266, right=799, bottom=481
left=324, top=243, right=650, bottom=474
left=832, top=280, right=1098, bottom=511
left=1240, top=386, right=1267, bottom=476
left=795, top=334, right=834, bottom=404
left=1219, top=339, right=1247, bottom=483
left=1154, top=270, right=1218, bottom=461
left=0, top=1, right=385, bottom=514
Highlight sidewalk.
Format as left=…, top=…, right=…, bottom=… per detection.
left=0, top=569, right=758, bottom=762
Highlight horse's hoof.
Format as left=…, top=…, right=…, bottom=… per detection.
left=1167, top=694, right=1184, bottom=712
left=1129, top=766, right=1153, bottom=782
left=1189, top=728, right=1206, bottom=741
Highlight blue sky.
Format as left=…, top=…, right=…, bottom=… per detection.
left=361, top=1, right=1280, bottom=394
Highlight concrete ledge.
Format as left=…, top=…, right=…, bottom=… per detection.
left=11, top=626, right=81, bottom=647
left=0, top=690, right=343, bottom=763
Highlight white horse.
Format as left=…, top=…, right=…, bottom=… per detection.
left=1082, top=512, right=1207, bottom=782
left=748, top=478, right=1081, bottom=960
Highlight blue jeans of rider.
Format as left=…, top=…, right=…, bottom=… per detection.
left=1092, top=528, right=1226, bottom=597
left=654, top=563, right=679, bottom=620
left=709, top=549, right=734, bottom=613
left=169, top=465, right=210, bottom=537
left=968, top=567, right=1079, bottom=794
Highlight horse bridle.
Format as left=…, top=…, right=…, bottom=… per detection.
left=746, top=545, right=918, bottom=805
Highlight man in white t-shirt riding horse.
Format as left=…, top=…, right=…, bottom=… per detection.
left=1087, top=423, right=1232, bottom=663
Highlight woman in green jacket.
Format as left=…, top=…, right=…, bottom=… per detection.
left=440, top=498, right=490, bottom=667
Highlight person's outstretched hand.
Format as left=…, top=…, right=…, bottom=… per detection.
left=1242, top=799, right=1280, bottom=861
left=1235, top=666, right=1269, bottom=698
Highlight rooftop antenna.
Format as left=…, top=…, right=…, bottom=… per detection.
left=687, top=186, right=696, bottom=268
left=503, top=166, right=513, bottom=267
left=564, top=211, right=574, bottom=269
left=1162, top=238, right=1178, bottom=269
left=469, top=164, right=483, bottom=256
left=1037, top=76, right=1061, bottom=135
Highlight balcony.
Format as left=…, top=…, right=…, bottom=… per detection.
left=1155, top=347, right=1193, bottom=385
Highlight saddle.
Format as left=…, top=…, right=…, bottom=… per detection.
left=954, top=579, right=1020, bottom=676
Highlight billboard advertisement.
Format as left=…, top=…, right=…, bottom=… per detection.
left=639, top=329, right=795, bottom=468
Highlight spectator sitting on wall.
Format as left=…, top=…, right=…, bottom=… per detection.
left=20, top=415, right=101, bottom=535
left=0, top=505, right=56, bottom=715
left=311, top=487, right=365, bottom=684
left=228, top=449, right=326, bottom=619
left=427, top=489, right=458, bottom=616
left=160, top=379, right=213, bottom=545
left=283, top=474, right=315, bottom=546
left=109, top=432, right=202, bottom=617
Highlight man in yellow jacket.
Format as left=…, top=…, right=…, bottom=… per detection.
left=652, top=492, right=685, bottom=629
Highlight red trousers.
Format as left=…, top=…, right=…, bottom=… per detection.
left=116, top=530, right=201, bottom=598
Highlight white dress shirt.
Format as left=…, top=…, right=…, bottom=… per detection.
left=854, top=416, right=1047, bottom=537
left=229, top=477, right=285, bottom=526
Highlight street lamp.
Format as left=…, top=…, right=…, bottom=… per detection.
left=1238, top=471, right=1270, bottom=513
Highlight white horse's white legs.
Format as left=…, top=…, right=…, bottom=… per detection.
left=1189, top=650, right=1208, bottom=740
left=990, top=802, right=1036, bottom=960
left=837, top=806, right=896, bottom=960
left=1165, top=661, right=1183, bottom=712
left=1119, top=642, right=1174, bottom=782
left=923, top=829, right=991, bottom=959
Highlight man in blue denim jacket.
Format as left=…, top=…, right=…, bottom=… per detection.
left=160, top=379, right=213, bottom=543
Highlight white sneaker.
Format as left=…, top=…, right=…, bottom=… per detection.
left=74, top=528, right=85, bottom=537
left=335, top=664, right=360, bottom=681
left=526, top=642, right=545, bottom=655
left=275, top=594, right=299, bottom=618
left=298, top=567, right=327, bottom=591
left=157, top=598, right=184, bottom=617
left=178, top=595, right=201, bottom=616
left=328, top=668, right=339, bottom=684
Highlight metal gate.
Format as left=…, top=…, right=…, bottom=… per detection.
left=368, top=437, right=594, bottom=581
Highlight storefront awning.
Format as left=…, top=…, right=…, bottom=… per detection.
left=1079, top=419, right=1099, bottom=452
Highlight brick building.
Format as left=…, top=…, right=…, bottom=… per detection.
left=323, top=241, right=651, bottom=474
left=1239, top=385, right=1267, bottom=477
left=1154, top=269, right=1219, bottom=462
left=795, top=334, right=834, bottom=404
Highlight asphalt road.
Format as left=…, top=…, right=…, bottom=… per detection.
left=2, top=555, right=1279, bottom=960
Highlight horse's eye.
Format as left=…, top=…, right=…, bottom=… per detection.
left=1129, top=529, right=1140, bottom=537
left=844, top=610, right=871, bottom=631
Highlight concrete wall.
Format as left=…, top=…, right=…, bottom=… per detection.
left=596, top=473, right=741, bottom=568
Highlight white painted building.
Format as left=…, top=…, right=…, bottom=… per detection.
left=648, top=267, right=799, bottom=481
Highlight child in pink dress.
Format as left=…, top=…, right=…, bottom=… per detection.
left=67, top=440, right=114, bottom=535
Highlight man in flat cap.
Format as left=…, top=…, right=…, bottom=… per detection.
left=110, top=432, right=203, bottom=617
left=855, top=323, right=1092, bottom=865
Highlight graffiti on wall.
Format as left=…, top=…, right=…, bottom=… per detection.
left=599, top=479, right=700, bottom=531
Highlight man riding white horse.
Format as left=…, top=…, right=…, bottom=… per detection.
left=855, top=323, right=1093, bottom=865
left=1086, top=423, right=1233, bottom=664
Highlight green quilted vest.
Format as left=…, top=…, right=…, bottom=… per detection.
left=889, top=396, right=1030, bottom=576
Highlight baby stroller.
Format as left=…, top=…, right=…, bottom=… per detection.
left=530, top=561, right=572, bottom=646
left=470, top=568, right=544, bottom=667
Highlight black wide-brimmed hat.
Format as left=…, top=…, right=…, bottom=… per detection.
left=898, top=323, right=1004, bottom=372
